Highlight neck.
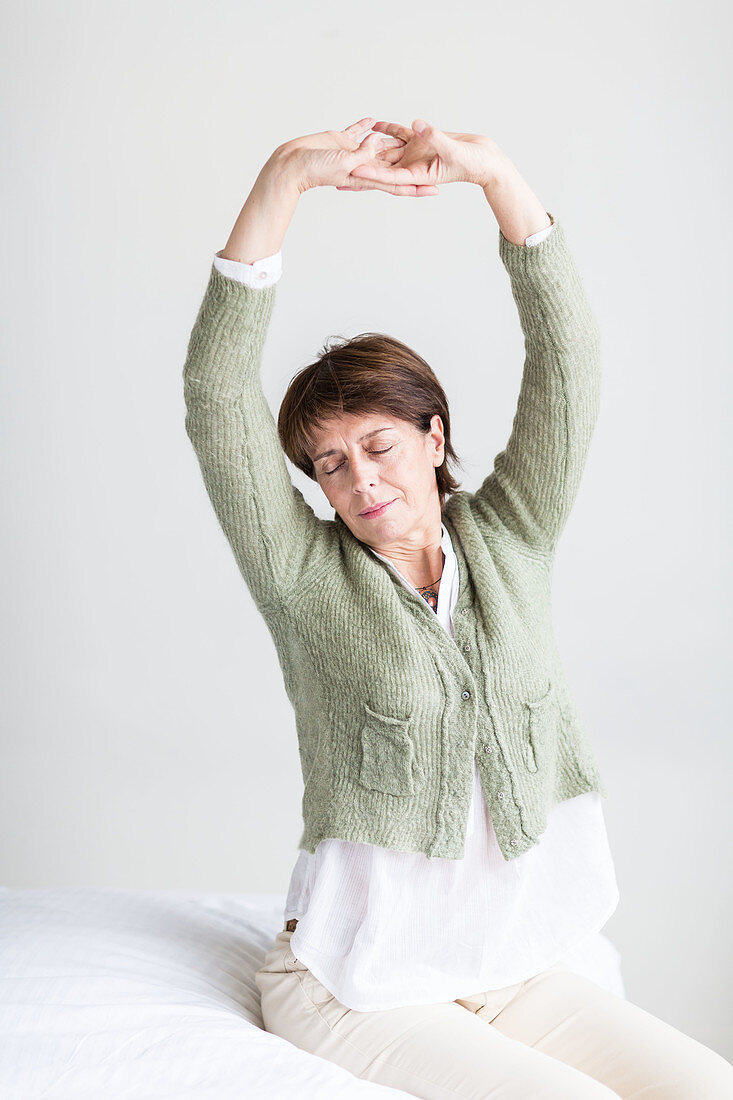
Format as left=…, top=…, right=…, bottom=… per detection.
left=376, top=527, right=445, bottom=591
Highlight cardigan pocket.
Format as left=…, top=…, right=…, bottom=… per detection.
left=358, top=703, right=416, bottom=797
left=522, top=679, right=557, bottom=773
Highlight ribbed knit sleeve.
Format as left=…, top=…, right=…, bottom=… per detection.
left=471, top=214, right=602, bottom=555
left=182, top=264, right=331, bottom=612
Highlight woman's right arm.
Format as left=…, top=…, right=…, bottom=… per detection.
left=183, top=119, right=433, bottom=612
left=182, top=151, right=332, bottom=616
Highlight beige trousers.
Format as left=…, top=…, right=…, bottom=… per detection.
left=255, top=929, right=733, bottom=1099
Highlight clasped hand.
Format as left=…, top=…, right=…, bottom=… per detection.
left=275, top=116, right=509, bottom=197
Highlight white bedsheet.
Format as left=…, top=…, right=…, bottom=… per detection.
left=0, top=886, right=625, bottom=1099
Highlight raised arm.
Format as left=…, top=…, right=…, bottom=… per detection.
left=182, top=120, right=421, bottom=612
left=470, top=163, right=602, bottom=556
left=182, top=161, right=325, bottom=613
left=346, top=123, right=602, bottom=558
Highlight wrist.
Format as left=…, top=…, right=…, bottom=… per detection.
left=480, top=161, right=551, bottom=246
left=260, top=145, right=307, bottom=198
left=479, top=152, right=518, bottom=194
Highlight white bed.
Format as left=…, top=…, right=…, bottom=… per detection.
left=0, top=886, right=625, bottom=1099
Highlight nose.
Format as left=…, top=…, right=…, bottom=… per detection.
left=349, top=453, right=378, bottom=495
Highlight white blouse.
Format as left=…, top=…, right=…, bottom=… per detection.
left=214, top=227, right=621, bottom=1012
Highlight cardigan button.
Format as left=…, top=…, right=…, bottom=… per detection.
left=463, top=643, right=471, bottom=652
left=460, top=608, right=468, bottom=615
left=484, top=744, right=493, bottom=753
left=511, top=838, right=518, bottom=846
left=461, top=690, right=470, bottom=700
left=497, top=791, right=505, bottom=799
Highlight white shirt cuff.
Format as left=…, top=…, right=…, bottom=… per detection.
left=213, top=249, right=283, bottom=287
left=525, top=222, right=554, bottom=247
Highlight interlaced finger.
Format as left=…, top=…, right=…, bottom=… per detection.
left=371, top=120, right=415, bottom=144
left=349, top=162, right=432, bottom=186
left=374, top=143, right=408, bottom=165
left=343, top=117, right=376, bottom=137
left=336, top=180, right=439, bottom=197
left=356, top=131, right=404, bottom=155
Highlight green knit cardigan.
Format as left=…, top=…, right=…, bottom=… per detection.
left=182, top=213, right=607, bottom=861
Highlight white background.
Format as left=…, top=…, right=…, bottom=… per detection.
left=1, top=0, right=731, bottom=1059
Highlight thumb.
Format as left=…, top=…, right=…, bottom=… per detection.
left=411, top=118, right=449, bottom=148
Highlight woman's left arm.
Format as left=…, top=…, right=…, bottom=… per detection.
left=345, top=122, right=602, bottom=557
left=472, top=160, right=601, bottom=556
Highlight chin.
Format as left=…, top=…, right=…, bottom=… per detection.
left=362, top=514, right=402, bottom=542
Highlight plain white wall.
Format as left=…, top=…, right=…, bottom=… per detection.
left=2, top=0, right=731, bottom=1059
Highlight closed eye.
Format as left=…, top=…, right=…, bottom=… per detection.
left=325, top=447, right=393, bottom=476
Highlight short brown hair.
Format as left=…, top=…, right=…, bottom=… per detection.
left=277, top=332, right=463, bottom=509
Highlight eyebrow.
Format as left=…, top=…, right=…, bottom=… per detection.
left=312, top=427, right=395, bottom=464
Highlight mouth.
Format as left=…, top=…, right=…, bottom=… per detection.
left=359, top=499, right=396, bottom=519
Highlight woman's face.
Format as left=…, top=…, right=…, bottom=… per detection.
left=309, top=411, right=445, bottom=546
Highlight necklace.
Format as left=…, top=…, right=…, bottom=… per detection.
left=416, top=573, right=442, bottom=591
left=415, top=551, right=445, bottom=613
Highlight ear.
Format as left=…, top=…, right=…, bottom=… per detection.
left=429, top=414, right=445, bottom=464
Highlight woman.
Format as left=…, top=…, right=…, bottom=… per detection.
left=183, top=117, right=733, bottom=1098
